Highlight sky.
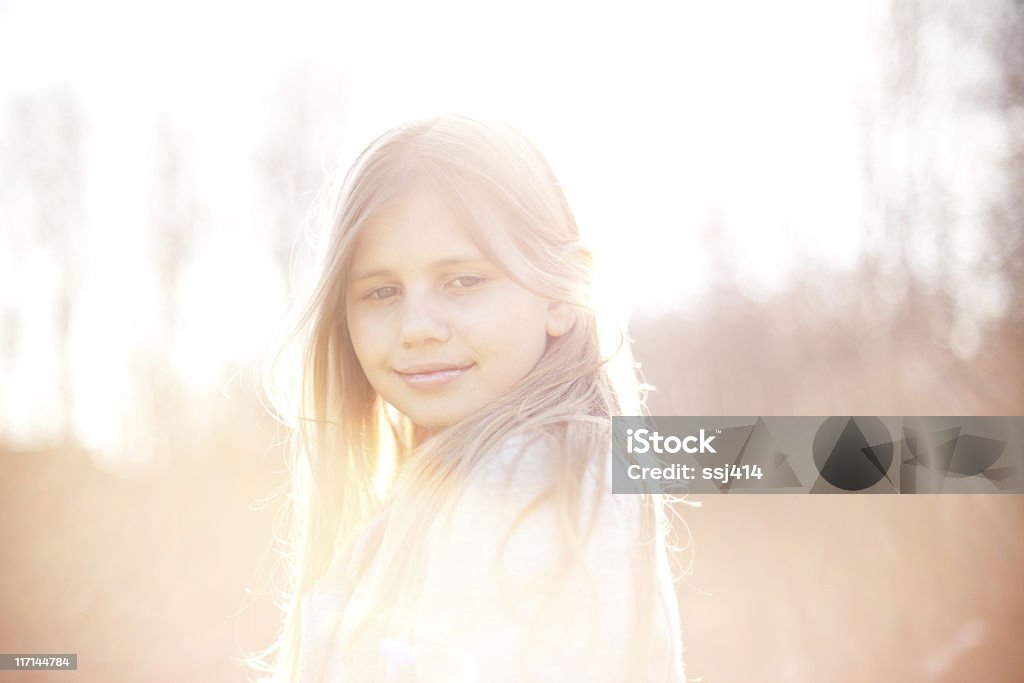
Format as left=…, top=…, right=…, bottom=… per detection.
left=0, top=0, right=881, bottom=306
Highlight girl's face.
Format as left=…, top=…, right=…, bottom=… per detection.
left=345, top=185, right=572, bottom=430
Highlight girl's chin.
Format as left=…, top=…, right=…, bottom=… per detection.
left=404, top=406, right=475, bottom=433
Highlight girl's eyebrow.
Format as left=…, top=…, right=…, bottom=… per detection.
left=349, top=256, right=492, bottom=283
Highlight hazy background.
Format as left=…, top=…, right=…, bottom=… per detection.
left=1, top=0, right=1022, bottom=681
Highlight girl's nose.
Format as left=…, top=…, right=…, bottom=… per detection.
left=399, top=293, right=450, bottom=347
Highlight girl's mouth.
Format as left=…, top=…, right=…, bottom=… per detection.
left=395, top=363, right=474, bottom=390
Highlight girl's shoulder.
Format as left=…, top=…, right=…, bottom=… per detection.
left=470, top=430, right=557, bottom=489
left=457, top=428, right=644, bottom=543
left=473, top=429, right=606, bottom=482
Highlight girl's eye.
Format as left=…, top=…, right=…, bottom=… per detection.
left=449, top=275, right=485, bottom=290
left=365, top=285, right=401, bottom=301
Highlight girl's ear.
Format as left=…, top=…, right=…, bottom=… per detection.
left=546, top=300, right=576, bottom=337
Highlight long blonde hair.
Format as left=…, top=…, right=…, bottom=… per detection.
left=249, top=114, right=675, bottom=682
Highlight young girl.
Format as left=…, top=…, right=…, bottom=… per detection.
left=253, top=114, right=687, bottom=682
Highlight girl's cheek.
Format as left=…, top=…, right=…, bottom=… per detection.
left=454, top=302, right=500, bottom=332
left=347, top=316, right=376, bottom=355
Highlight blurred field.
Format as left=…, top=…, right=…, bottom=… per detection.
left=0, top=406, right=285, bottom=682
left=676, top=494, right=1024, bottom=683
left=634, top=289, right=1024, bottom=682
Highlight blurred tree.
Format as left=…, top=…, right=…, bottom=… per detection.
left=259, top=62, right=352, bottom=288
left=865, top=0, right=1024, bottom=405
left=2, top=89, right=85, bottom=447
left=146, top=118, right=205, bottom=464
left=871, top=0, right=1023, bottom=337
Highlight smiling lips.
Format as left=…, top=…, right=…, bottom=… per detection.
left=395, top=363, right=474, bottom=390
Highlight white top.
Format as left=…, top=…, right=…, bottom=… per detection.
left=294, top=433, right=686, bottom=683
